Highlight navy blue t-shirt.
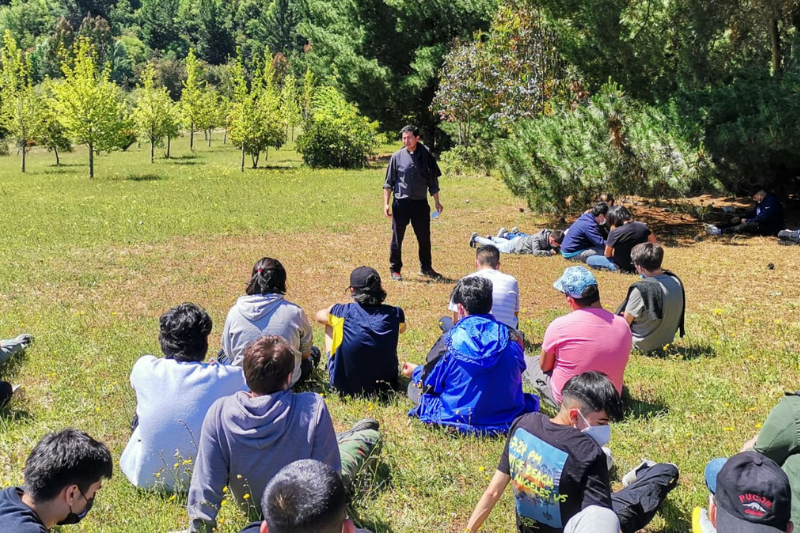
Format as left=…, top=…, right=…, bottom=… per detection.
left=0, top=487, right=47, bottom=532
left=327, top=303, right=405, bottom=395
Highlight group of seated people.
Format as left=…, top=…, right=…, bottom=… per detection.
left=1, top=198, right=797, bottom=532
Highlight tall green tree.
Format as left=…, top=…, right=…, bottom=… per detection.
left=35, top=81, right=72, bottom=166
left=181, top=48, right=205, bottom=150
left=193, top=0, right=235, bottom=65
left=138, top=0, right=181, bottom=51
left=50, top=37, right=128, bottom=178
left=280, top=73, right=301, bottom=140
left=301, top=67, right=314, bottom=121
left=133, top=63, right=176, bottom=162
left=0, top=30, right=38, bottom=172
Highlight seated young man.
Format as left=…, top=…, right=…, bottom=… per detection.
left=470, top=229, right=564, bottom=257
left=315, top=266, right=406, bottom=396
left=444, top=245, right=519, bottom=330
left=693, top=451, right=793, bottom=533
left=467, top=372, right=679, bottom=533
left=560, top=202, right=609, bottom=262
left=0, top=428, right=113, bottom=532
left=187, top=335, right=381, bottom=532
left=0, top=332, right=32, bottom=407
left=239, top=459, right=372, bottom=533
left=586, top=205, right=656, bottom=273
left=706, top=189, right=785, bottom=236
left=402, top=277, right=538, bottom=435
left=121, top=303, right=247, bottom=491
left=616, top=243, right=685, bottom=353
left=525, top=266, right=631, bottom=409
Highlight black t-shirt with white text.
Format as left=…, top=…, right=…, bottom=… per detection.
left=497, top=413, right=612, bottom=533
left=607, top=222, right=652, bottom=273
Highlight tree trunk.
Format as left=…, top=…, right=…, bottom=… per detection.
left=150, top=140, right=155, bottom=163
left=770, top=18, right=782, bottom=76
left=89, top=142, right=94, bottom=179
left=21, top=141, right=25, bottom=173
left=54, top=145, right=60, bottom=166
left=251, top=151, right=259, bottom=168
left=190, top=125, right=195, bottom=151
left=166, top=136, right=172, bottom=158
left=203, top=129, right=208, bottom=140
left=223, top=128, right=227, bottom=144
left=291, top=126, right=294, bottom=141
left=265, top=146, right=268, bottom=164
left=207, top=129, right=212, bottom=147
left=240, top=144, right=245, bottom=172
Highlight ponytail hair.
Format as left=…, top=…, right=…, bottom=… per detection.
left=352, top=272, right=387, bottom=307
left=246, top=257, right=287, bottom=296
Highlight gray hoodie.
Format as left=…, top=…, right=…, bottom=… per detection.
left=187, top=389, right=340, bottom=532
left=222, top=294, right=313, bottom=384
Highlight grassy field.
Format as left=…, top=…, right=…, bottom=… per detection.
left=0, top=135, right=799, bottom=532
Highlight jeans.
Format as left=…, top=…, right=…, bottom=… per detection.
left=586, top=255, right=619, bottom=272
left=474, top=235, right=517, bottom=254
left=390, top=199, right=432, bottom=272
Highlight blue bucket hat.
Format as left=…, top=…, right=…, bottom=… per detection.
left=553, top=266, right=598, bottom=299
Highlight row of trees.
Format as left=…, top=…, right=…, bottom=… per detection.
left=0, top=31, right=321, bottom=176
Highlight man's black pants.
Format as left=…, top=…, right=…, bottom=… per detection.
left=612, top=463, right=679, bottom=533
left=390, top=198, right=431, bottom=273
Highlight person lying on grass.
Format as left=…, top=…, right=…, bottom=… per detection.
left=402, top=276, right=538, bottom=435
left=187, top=335, right=381, bottom=533
left=586, top=205, right=657, bottom=273
left=469, top=228, right=564, bottom=257
left=467, top=371, right=679, bottom=533
left=0, top=429, right=113, bottom=532
left=220, top=256, right=319, bottom=387
left=120, top=303, right=247, bottom=491
left=0, top=332, right=32, bottom=408
left=616, top=243, right=685, bottom=354
left=315, top=266, right=406, bottom=397
left=239, top=459, right=373, bottom=533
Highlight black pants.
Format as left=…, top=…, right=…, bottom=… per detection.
left=0, top=381, right=12, bottom=408
left=390, top=199, right=432, bottom=272
left=721, top=220, right=779, bottom=236
left=612, top=463, right=679, bottom=533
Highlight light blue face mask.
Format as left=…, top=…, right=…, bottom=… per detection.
left=578, top=411, right=611, bottom=447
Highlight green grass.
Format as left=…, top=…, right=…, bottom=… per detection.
left=1, top=134, right=799, bottom=532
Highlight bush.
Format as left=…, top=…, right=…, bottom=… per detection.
left=497, top=82, right=717, bottom=213
left=439, top=145, right=495, bottom=176
left=296, top=86, right=379, bottom=169
left=0, top=138, right=9, bottom=156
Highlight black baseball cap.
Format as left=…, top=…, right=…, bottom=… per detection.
left=706, top=452, right=792, bottom=532
left=350, top=266, right=380, bottom=289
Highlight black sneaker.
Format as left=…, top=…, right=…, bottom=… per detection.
left=310, top=346, right=322, bottom=368
left=419, top=268, right=443, bottom=280
left=390, top=271, right=403, bottom=281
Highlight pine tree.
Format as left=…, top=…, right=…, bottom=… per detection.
left=0, top=30, right=38, bottom=172
left=50, top=37, right=128, bottom=178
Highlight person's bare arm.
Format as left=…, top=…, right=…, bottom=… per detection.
left=401, top=362, right=419, bottom=378
left=433, top=192, right=443, bottom=213
left=384, top=188, right=392, bottom=217
left=648, top=232, right=658, bottom=243
left=623, top=311, right=636, bottom=325
left=540, top=348, right=555, bottom=372
left=741, top=434, right=759, bottom=452
left=315, top=305, right=334, bottom=325
left=399, top=321, right=408, bottom=334
left=466, top=471, right=511, bottom=532
left=604, top=245, right=614, bottom=258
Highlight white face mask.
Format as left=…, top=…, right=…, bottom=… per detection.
left=578, top=411, right=611, bottom=447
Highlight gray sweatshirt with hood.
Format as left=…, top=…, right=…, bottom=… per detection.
left=222, top=294, right=313, bottom=384
left=187, top=389, right=340, bottom=532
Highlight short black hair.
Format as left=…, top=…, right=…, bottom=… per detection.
left=475, top=245, right=500, bottom=268
left=631, top=242, right=664, bottom=271
left=352, top=272, right=387, bottom=307
left=247, top=257, right=287, bottom=296
left=550, top=230, right=565, bottom=245
left=606, top=205, right=632, bottom=228
left=24, top=429, right=113, bottom=503
left=591, top=202, right=609, bottom=218
left=159, top=303, right=212, bottom=362
left=243, top=335, right=296, bottom=395
left=400, top=125, right=420, bottom=137
left=599, top=192, right=615, bottom=206
left=571, top=284, right=600, bottom=307
left=451, top=276, right=493, bottom=316
left=262, top=459, right=347, bottom=533
left=561, top=371, right=623, bottom=420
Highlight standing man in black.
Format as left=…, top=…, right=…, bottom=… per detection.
left=383, top=125, right=444, bottom=281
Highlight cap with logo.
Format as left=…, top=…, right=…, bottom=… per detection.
left=553, top=266, right=598, bottom=299
left=705, top=451, right=792, bottom=532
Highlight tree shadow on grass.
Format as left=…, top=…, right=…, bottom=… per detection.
left=643, top=343, right=717, bottom=361
left=126, top=173, right=163, bottom=182
left=167, top=160, right=201, bottom=166
left=655, top=497, right=691, bottom=533
left=621, top=387, right=669, bottom=421
left=349, top=461, right=395, bottom=532
left=171, top=153, right=199, bottom=160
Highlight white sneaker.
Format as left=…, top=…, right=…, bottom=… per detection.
left=496, top=227, right=507, bottom=238
left=705, top=224, right=721, bottom=236
left=621, top=459, right=656, bottom=487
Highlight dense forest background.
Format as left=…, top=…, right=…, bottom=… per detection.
left=2, top=0, right=799, bottom=207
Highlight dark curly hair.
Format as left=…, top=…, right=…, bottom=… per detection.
left=159, top=303, right=213, bottom=362
left=246, top=257, right=287, bottom=296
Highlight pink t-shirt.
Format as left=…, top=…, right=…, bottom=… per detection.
left=542, top=307, right=632, bottom=404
